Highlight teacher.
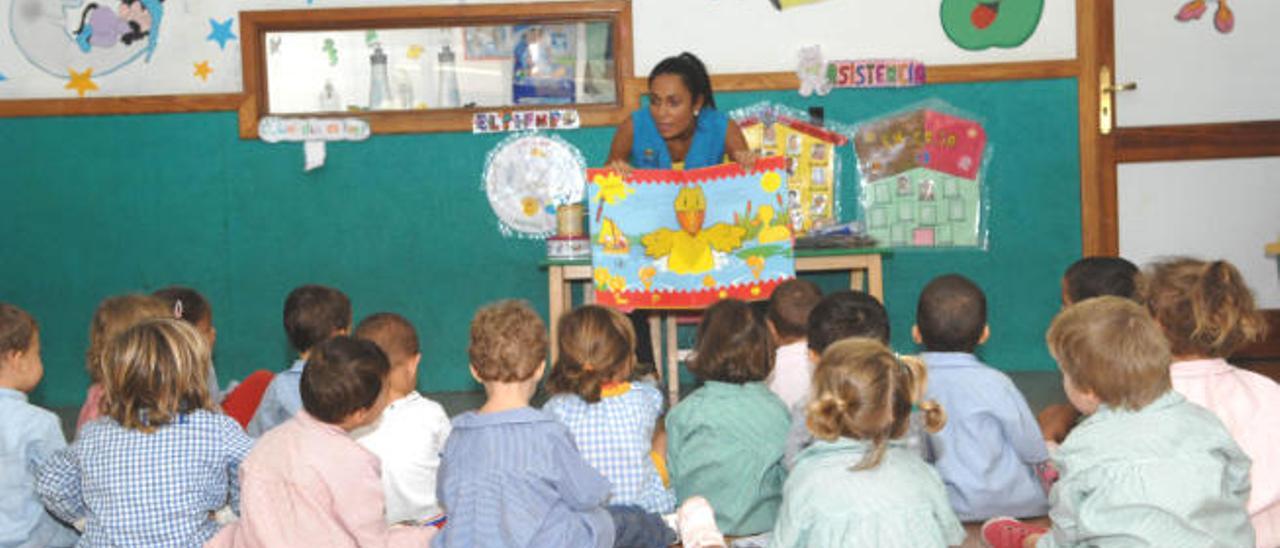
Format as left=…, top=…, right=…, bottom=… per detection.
left=607, top=52, right=756, bottom=173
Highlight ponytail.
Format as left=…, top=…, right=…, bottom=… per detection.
left=1149, top=258, right=1266, bottom=357
left=545, top=305, right=636, bottom=403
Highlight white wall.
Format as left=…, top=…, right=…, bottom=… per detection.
left=1118, top=158, right=1280, bottom=308
left=1115, top=0, right=1280, bottom=127
left=0, top=0, right=1078, bottom=99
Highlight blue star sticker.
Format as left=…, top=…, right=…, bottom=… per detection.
left=207, top=18, right=236, bottom=50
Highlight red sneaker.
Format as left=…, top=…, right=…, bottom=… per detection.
left=981, top=517, right=1048, bottom=548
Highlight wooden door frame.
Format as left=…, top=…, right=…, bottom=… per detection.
left=1077, top=0, right=1280, bottom=256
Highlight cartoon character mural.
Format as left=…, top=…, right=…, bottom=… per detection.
left=9, top=0, right=165, bottom=88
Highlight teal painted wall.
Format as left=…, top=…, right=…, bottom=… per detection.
left=0, top=78, right=1080, bottom=408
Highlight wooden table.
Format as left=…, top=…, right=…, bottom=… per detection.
left=543, top=248, right=888, bottom=403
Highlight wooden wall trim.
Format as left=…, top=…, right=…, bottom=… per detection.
left=626, top=59, right=1080, bottom=94
left=1077, top=0, right=1116, bottom=256
left=1115, top=120, right=1280, bottom=163
left=0, top=94, right=243, bottom=118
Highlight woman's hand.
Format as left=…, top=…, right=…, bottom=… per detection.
left=606, top=158, right=634, bottom=177
left=731, top=148, right=758, bottom=171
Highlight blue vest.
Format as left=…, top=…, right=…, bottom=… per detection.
left=629, top=107, right=729, bottom=169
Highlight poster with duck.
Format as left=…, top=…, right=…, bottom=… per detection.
left=587, top=158, right=796, bottom=310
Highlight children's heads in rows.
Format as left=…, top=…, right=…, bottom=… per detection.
left=469, top=300, right=547, bottom=387
left=285, top=285, right=352, bottom=357
left=1047, top=296, right=1171, bottom=414
left=548, top=305, right=635, bottom=402
left=691, top=299, right=774, bottom=383
left=807, top=337, right=945, bottom=469
left=0, top=303, right=43, bottom=392
left=301, top=335, right=391, bottom=431
left=914, top=274, right=988, bottom=353
left=807, top=290, right=890, bottom=362
left=355, top=312, right=421, bottom=399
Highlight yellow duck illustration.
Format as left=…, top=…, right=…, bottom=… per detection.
left=754, top=205, right=792, bottom=244
left=641, top=186, right=746, bottom=275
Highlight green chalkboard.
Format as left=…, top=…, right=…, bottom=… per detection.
left=0, top=78, right=1079, bottom=408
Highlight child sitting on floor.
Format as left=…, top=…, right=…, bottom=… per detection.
left=211, top=335, right=436, bottom=547
left=773, top=337, right=962, bottom=547
left=544, top=304, right=675, bottom=514
left=0, top=303, right=77, bottom=547
left=247, top=284, right=351, bottom=436
left=39, top=318, right=252, bottom=546
left=435, top=300, right=698, bottom=548
left=764, top=279, right=823, bottom=409
left=914, top=274, right=1050, bottom=521
left=351, top=312, right=452, bottom=524
left=666, top=299, right=790, bottom=537
left=1145, top=257, right=1280, bottom=546
left=75, top=294, right=171, bottom=431
left=983, top=296, right=1254, bottom=547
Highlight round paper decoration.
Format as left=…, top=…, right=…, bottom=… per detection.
left=483, top=133, right=587, bottom=238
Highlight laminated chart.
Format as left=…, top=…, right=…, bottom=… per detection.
left=587, top=158, right=796, bottom=309
left=854, top=107, right=988, bottom=248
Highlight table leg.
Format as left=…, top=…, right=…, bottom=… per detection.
left=548, top=266, right=566, bottom=364
left=867, top=255, right=884, bottom=302
left=665, top=315, right=680, bottom=405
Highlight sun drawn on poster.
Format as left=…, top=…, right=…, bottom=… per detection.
left=9, top=0, right=166, bottom=85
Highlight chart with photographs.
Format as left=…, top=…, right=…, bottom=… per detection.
left=854, top=105, right=988, bottom=248
left=734, top=105, right=848, bottom=236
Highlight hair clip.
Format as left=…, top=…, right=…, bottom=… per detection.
left=173, top=299, right=184, bottom=319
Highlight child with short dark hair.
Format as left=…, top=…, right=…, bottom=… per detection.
left=76, top=294, right=171, bottom=430
left=1060, top=256, right=1140, bottom=304
left=246, top=284, right=351, bottom=436
left=212, top=335, right=435, bottom=547
left=765, top=279, right=823, bottom=408
left=983, top=297, right=1254, bottom=547
left=773, top=337, right=962, bottom=547
left=351, top=312, right=451, bottom=524
left=1146, top=258, right=1279, bottom=546
left=0, top=303, right=78, bottom=547
left=38, top=318, right=252, bottom=546
left=666, top=299, right=790, bottom=536
left=914, top=274, right=1049, bottom=521
left=544, top=304, right=674, bottom=514
left=435, top=300, right=678, bottom=548
left=153, top=286, right=223, bottom=402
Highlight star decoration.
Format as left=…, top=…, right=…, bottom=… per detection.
left=207, top=17, right=236, bottom=50
left=65, top=67, right=98, bottom=97
left=193, top=60, right=213, bottom=81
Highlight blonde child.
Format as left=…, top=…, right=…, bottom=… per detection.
left=982, top=297, right=1254, bottom=547
left=1145, top=257, right=1280, bottom=545
left=666, top=299, right=790, bottom=536
left=434, top=300, right=683, bottom=548
left=914, top=274, right=1049, bottom=521
left=210, top=336, right=435, bottom=547
left=543, top=305, right=675, bottom=514
left=75, top=294, right=171, bottom=430
left=152, top=286, right=223, bottom=402
left=351, top=312, right=452, bottom=524
left=38, top=318, right=252, bottom=546
left=0, top=303, right=78, bottom=547
left=765, top=279, right=823, bottom=409
left=247, top=284, right=351, bottom=437
left=773, top=337, right=963, bottom=547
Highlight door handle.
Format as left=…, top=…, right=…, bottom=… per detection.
left=1099, top=66, right=1137, bottom=135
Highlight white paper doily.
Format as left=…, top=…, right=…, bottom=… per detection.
left=482, top=133, right=587, bottom=238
